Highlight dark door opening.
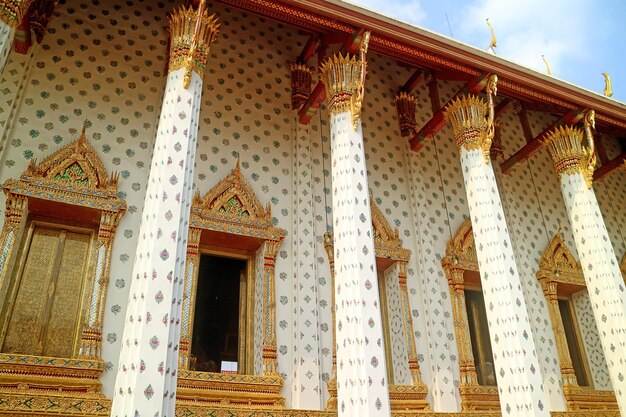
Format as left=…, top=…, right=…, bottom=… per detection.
left=191, top=254, right=247, bottom=373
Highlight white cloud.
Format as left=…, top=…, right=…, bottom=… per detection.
left=344, top=0, right=426, bottom=26
left=457, top=0, right=596, bottom=75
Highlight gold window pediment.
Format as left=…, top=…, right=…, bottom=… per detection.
left=443, top=218, right=478, bottom=272
left=3, top=124, right=125, bottom=213
left=370, top=197, right=410, bottom=263
left=190, top=160, right=284, bottom=242
left=538, top=232, right=585, bottom=293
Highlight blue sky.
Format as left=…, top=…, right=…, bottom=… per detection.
left=348, top=0, right=626, bottom=103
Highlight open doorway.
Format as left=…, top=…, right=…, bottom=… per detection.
left=190, top=254, right=248, bottom=374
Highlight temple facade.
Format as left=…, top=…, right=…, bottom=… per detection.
left=0, top=1, right=625, bottom=416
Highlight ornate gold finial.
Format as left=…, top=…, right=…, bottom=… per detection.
left=542, top=55, right=552, bottom=75
left=486, top=18, right=497, bottom=54
left=319, top=31, right=371, bottom=131
left=395, top=92, right=418, bottom=136
left=168, top=3, right=220, bottom=88
left=0, top=0, right=33, bottom=27
left=543, top=114, right=596, bottom=189
left=444, top=74, right=498, bottom=164
left=602, top=72, right=613, bottom=97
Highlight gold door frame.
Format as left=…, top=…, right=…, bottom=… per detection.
left=0, top=124, right=125, bottom=399
left=182, top=244, right=256, bottom=375
left=442, top=218, right=499, bottom=411
left=175, top=161, right=287, bottom=408
left=537, top=232, right=617, bottom=410
left=324, top=197, right=429, bottom=411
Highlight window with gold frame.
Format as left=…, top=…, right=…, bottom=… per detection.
left=174, top=162, right=288, bottom=408
left=464, top=285, right=497, bottom=387
left=0, top=126, right=125, bottom=404
left=323, top=198, right=429, bottom=411
left=537, top=232, right=618, bottom=410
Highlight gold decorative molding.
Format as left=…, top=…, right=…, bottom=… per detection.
left=168, top=4, right=220, bottom=87
left=0, top=124, right=125, bottom=413
left=543, top=110, right=596, bottom=189
left=0, top=0, right=32, bottom=27
left=444, top=74, right=498, bottom=164
left=320, top=31, right=370, bottom=130
left=441, top=218, right=500, bottom=410
left=179, top=161, right=286, bottom=405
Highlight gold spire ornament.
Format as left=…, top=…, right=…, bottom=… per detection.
left=486, top=18, right=497, bottom=53
left=542, top=55, right=552, bottom=75
left=444, top=74, right=498, bottom=164
left=602, top=72, right=613, bottom=97
left=543, top=109, right=596, bottom=189
left=168, top=2, right=220, bottom=89
left=320, top=31, right=371, bottom=131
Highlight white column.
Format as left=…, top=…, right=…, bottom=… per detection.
left=0, top=21, right=14, bottom=77
left=544, top=118, right=626, bottom=413
left=445, top=76, right=549, bottom=417
left=291, top=121, right=323, bottom=409
left=320, top=36, right=392, bottom=417
left=111, top=6, right=218, bottom=417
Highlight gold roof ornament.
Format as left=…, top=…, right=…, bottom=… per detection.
left=486, top=18, right=497, bottom=54
left=602, top=72, right=613, bottom=97
left=542, top=55, right=552, bottom=75
left=543, top=109, right=596, bottom=189
left=320, top=31, right=371, bottom=131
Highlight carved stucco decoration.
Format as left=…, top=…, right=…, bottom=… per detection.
left=0, top=124, right=125, bottom=400
left=177, top=161, right=287, bottom=408
left=441, top=218, right=499, bottom=411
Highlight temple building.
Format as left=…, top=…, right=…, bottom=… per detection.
left=0, top=0, right=625, bottom=416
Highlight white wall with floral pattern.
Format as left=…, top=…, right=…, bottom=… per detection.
left=0, top=0, right=624, bottom=411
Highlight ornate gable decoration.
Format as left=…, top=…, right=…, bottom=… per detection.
left=537, top=232, right=585, bottom=290
left=443, top=218, right=478, bottom=271
left=191, top=161, right=285, bottom=240
left=370, top=197, right=410, bottom=261
left=3, top=124, right=125, bottom=213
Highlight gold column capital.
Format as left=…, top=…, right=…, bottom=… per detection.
left=444, top=74, right=498, bottom=164
left=543, top=112, right=596, bottom=189
left=320, top=31, right=370, bottom=130
left=168, top=4, right=220, bottom=87
left=0, top=0, right=32, bottom=28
